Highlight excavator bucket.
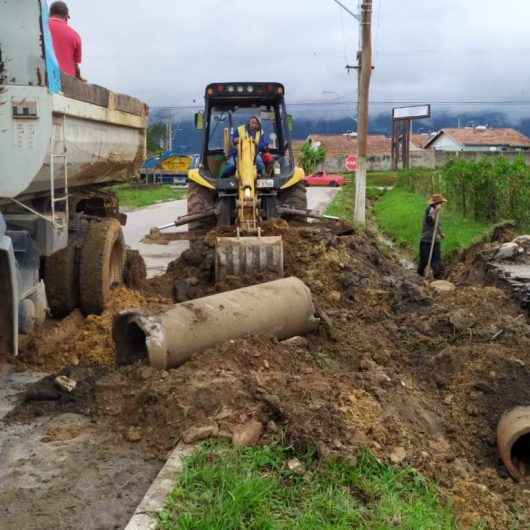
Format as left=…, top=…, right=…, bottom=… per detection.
left=215, top=236, right=284, bottom=282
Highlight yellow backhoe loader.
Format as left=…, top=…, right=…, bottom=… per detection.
left=157, top=82, right=334, bottom=280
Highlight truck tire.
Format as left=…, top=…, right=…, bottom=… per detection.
left=79, top=218, right=125, bottom=315
left=278, top=181, right=308, bottom=221
left=187, top=181, right=216, bottom=231
left=45, top=245, right=79, bottom=319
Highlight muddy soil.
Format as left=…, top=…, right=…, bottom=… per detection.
left=8, top=220, right=530, bottom=529
left=0, top=366, right=161, bottom=530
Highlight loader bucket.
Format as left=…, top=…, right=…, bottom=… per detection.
left=215, top=236, right=284, bottom=282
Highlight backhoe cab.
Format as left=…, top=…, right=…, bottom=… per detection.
left=188, top=82, right=307, bottom=230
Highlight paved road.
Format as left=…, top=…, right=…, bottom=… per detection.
left=124, top=186, right=340, bottom=278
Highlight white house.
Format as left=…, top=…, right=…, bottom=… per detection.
left=424, top=127, right=530, bottom=153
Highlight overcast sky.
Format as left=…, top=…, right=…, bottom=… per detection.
left=66, top=0, right=530, bottom=117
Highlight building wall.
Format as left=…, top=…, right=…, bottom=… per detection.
left=319, top=149, right=530, bottom=172
left=429, top=134, right=461, bottom=151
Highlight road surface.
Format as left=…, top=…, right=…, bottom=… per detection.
left=124, top=187, right=340, bottom=278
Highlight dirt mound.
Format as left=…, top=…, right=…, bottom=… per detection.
left=12, top=221, right=530, bottom=528
left=18, top=288, right=167, bottom=372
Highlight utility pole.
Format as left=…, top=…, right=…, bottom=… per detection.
left=333, top=0, right=373, bottom=225
left=354, top=0, right=373, bottom=226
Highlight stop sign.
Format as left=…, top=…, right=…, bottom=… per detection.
left=345, top=155, right=357, bottom=171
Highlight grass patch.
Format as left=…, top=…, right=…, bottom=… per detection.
left=108, top=183, right=186, bottom=210
left=326, top=183, right=386, bottom=221
left=342, top=171, right=398, bottom=188
left=373, top=188, right=494, bottom=258
left=158, top=442, right=459, bottom=530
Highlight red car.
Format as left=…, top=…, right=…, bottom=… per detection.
left=304, top=170, right=345, bottom=187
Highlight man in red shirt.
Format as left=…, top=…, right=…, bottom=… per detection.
left=48, top=1, right=83, bottom=80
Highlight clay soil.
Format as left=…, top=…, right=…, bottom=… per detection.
left=8, top=220, right=530, bottom=529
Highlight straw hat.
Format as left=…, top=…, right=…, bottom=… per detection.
left=429, top=193, right=447, bottom=206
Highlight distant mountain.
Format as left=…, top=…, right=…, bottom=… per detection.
left=150, top=110, right=530, bottom=154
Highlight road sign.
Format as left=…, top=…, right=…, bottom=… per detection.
left=392, top=105, right=431, bottom=120
left=345, top=155, right=357, bottom=171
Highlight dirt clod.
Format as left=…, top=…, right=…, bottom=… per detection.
left=232, top=420, right=264, bottom=446
left=182, top=424, right=220, bottom=444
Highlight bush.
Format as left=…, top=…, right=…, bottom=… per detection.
left=398, top=156, right=530, bottom=227
left=441, top=156, right=530, bottom=225
left=298, top=141, right=326, bottom=175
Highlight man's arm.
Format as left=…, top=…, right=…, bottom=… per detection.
left=74, top=33, right=84, bottom=81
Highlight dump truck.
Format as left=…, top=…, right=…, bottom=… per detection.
left=0, top=0, right=148, bottom=357
left=159, top=82, right=313, bottom=280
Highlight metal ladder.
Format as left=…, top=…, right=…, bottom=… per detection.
left=50, top=117, right=69, bottom=229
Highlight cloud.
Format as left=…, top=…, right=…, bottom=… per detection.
left=64, top=0, right=530, bottom=119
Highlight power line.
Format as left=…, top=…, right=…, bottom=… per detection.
left=152, top=99, right=530, bottom=110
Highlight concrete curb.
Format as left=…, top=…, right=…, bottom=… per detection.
left=124, top=444, right=195, bottom=530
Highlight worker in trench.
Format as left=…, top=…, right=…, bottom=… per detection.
left=221, top=116, right=268, bottom=177
left=48, top=1, right=84, bottom=81
left=417, top=193, right=447, bottom=278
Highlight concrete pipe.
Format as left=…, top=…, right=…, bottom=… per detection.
left=113, top=277, right=319, bottom=370
left=497, top=406, right=530, bottom=480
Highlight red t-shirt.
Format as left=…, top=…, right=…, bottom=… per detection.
left=49, top=16, right=82, bottom=77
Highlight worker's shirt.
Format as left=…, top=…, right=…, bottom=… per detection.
left=49, top=16, right=82, bottom=77
left=231, top=127, right=268, bottom=155
left=421, top=205, right=442, bottom=243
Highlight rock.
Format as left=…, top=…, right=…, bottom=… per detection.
left=126, top=426, right=143, bottom=443
left=444, top=394, right=454, bottom=405
left=359, top=358, right=379, bottom=372
left=390, top=446, right=407, bottom=464
left=449, top=309, right=476, bottom=331
left=393, top=280, right=432, bottom=311
left=453, top=458, right=473, bottom=480
left=267, top=420, right=279, bottom=433
left=328, top=290, right=342, bottom=304
left=287, top=458, right=306, bottom=475
left=281, top=336, right=309, bottom=348
left=54, top=375, right=77, bottom=393
left=139, top=366, right=156, bottom=381
left=182, top=424, right=219, bottom=444
left=232, top=420, right=264, bottom=446
left=514, top=235, right=530, bottom=252
left=494, top=242, right=523, bottom=261
left=430, top=280, right=456, bottom=293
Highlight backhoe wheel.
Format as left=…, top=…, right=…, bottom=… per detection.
left=278, top=181, right=308, bottom=221
left=187, top=181, right=216, bottom=231
left=45, top=245, right=79, bottom=319
left=79, top=218, right=125, bottom=316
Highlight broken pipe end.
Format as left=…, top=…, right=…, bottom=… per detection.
left=497, top=406, right=530, bottom=480
left=113, top=311, right=169, bottom=370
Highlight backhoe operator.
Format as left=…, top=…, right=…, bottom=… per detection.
left=221, top=117, right=268, bottom=178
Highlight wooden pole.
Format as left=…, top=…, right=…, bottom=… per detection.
left=354, top=0, right=373, bottom=226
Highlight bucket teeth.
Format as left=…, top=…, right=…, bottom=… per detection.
left=215, top=236, right=284, bottom=282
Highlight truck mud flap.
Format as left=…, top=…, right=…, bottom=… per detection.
left=0, top=238, right=18, bottom=358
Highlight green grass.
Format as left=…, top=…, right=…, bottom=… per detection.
left=108, top=183, right=186, bottom=210
left=158, top=443, right=460, bottom=530
left=326, top=183, right=385, bottom=221
left=342, top=171, right=398, bottom=188
left=373, top=188, right=493, bottom=258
